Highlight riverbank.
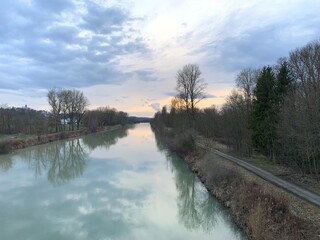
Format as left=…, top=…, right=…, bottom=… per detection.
left=0, top=125, right=123, bottom=154
left=153, top=127, right=320, bottom=240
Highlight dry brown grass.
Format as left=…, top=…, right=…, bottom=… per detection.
left=196, top=136, right=320, bottom=196
left=192, top=152, right=320, bottom=240
left=0, top=125, right=122, bottom=154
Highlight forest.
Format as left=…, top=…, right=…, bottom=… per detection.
left=153, top=39, right=320, bottom=176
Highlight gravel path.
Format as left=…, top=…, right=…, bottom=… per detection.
left=198, top=144, right=320, bottom=207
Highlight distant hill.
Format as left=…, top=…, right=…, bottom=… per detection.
left=128, top=116, right=152, bottom=123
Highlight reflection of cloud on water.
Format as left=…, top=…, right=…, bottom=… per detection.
left=0, top=127, right=130, bottom=186
left=111, top=169, right=174, bottom=194
left=128, top=124, right=153, bottom=138
left=0, top=161, right=147, bottom=239
left=57, top=219, right=88, bottom=240
left=66, top=193, right=87, bottom=201
left=0, top=127, right=139, bottom=239
left=0, top=124, right=247, bottom=239
left=78, top=204, right=94, bottom=215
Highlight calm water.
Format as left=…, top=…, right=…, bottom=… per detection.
left=0, top=124, right=247, bottom=240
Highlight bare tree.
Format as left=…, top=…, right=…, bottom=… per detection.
left=289, top=39, right=320, bottom=113
left=47, top=88, right=62, bottom=132
left=176, top=64, right=207, bottom=121
left=60, top=90, right=72, bottom=130
left=47, top=88, right=88, bottom=131
left=221, top=90, right=250, bottom=153
left=235, top=68, right=259, bottom=155
left=195, top=106, right=219, bottom=138
left=82, top=106, right=128, bottom=132
left=65, top=89, right=88, bottom=131
left=279, top=39, right=320, bottom=174
left=236, top=68, right=259, bottom=105
left=73, top=90, right=88, bottom=130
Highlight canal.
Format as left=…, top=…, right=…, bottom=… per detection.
left=0, top=123, right=247, bottom=240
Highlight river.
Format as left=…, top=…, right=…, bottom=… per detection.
left=0, top=123, right=247, bottom=240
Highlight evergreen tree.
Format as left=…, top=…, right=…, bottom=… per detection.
left=252, top=66, right=277, bottom=159
left=275, top=60, right=293, bottom=104
left=274, top=60, right=294, bottom=159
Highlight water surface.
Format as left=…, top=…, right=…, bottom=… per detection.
left=0, top=124, right=247, bottom=240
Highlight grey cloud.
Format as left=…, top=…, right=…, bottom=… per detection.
left=81, top=2, right=128, bottom=34
left=192, top=5, right=320, bottom=73
left=45, top=26, right=80, bottom=44
left=33, top=0, right=74, bottom=13
left=165, top=91, right=215, bottom=98
left=23, top=61, right=125, bottom=89
left=204, top=27, right=289, bottom=71
left=205, top=94, right=216, bottom=98
left=149, top=103, right=160, bottom=112
left=165, top=92, right=177, bottom=97
left=132, top=70, right=158, bottom=81
left=0, top=0, right=153, bottom=91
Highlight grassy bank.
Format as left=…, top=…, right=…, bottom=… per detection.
left=154, top=127, right=320, bottom=239
left=0, top=125, right=122, bottom=154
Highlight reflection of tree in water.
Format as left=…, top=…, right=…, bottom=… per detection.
left=153, top=132, right=241, bottom=235
left=82, top=127, right=129, bottom=151
left=0, top=154, right=14, bottom=172
left=167, top=151, right=220, bottom=232
left=17, top=138, right=88, bottom=185
left=1, top=127, right=131, bottom=185
left=47, top=139, right=88, bottom=185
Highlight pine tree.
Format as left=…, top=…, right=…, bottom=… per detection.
left=275, top=60, right=293, bottom=104
left=252, top=66, right=277, bottom=159
left=274, top=60, right=294, bottom=158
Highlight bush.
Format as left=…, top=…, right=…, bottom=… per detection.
left=0, top=140, right=12, bottom=154
left=59, top=132, right=68, bottom=140
left=172, top=129, right=196, bottom=155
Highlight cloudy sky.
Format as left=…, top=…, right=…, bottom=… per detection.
left=0, top=0, right=319, bottom=116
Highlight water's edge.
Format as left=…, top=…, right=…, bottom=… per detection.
left=0, top=125, right=124, bottom=154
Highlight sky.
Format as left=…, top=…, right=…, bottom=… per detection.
left=0, top=0, right=319, bottom=117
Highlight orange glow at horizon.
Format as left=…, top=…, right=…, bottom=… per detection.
left=85, top=86, right=234, bottom=117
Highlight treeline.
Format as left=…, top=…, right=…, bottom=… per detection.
left=0, top=105, right=47, bottom=135
left=0, top=88, right=129, bottom=136
left=153, top=39, right=320, bottom=175
left=83, top=107, right=128, bottom=132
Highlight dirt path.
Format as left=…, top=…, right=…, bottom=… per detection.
left=198, top=143, right=320, bottom=208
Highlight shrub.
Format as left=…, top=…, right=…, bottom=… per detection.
left=59, top=132, right=68, bottom=140
left=174, top=130, right=196, bottom=155
left=0, top=140, right=11, bottom=154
